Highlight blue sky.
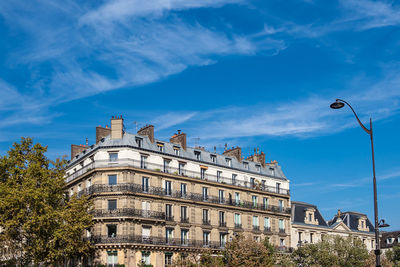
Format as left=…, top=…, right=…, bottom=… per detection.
left=1, top=0, right=400, bottom=230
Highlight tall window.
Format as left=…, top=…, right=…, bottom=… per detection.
left=309, top=213, right=312, bottom=222
left=220, top=233, right=227, bottom=247
left=310, top=233, right=314, bottom=243
left=107, top=225, right=117, bottom=237
left=108, top=199, right=117, bottom=210
left=250, top=177, right=255, bottom=187
left=264, top=217, right=270, bottom=231
left=163, top=159, right=169, bottom=173
left=142, top=177, right=149, bottom=192
left=256, top=165, right=261, bottom=173
left=108, top=175, right=117, bottom=185
left=225, top=158, right=232, bottom=167
left=109, top=152, right=118, bottom=162
left=270, top=167, right=275, bottom=176
left=252, top=196, right=258, bottom=208
left=200, top=168, right=206, bottom=179
left=107, top=251, right=118, bottom=267
left=276, top=183, right=281, bottom=194
left=181, top=206, right=188, bottom=221
left=210, top=154, right=216, bottom=163
left=219, top=211, right=225, bottom=225
left=279, top=219, right=285, bottom=232
left=234, top=213, right=241, bottom=227
left=157, top=142, right=164, bottom=152
left=140, top=155, right=147, bottom=169
left=173, top=147, right=180, bottom=156
left=142, top=201, right=150, bottom=217
left=166, top=204, right=172, bottom=220
left=180, top=183, right=187, bottom=197
left=217, top=171, right=222, bottom=182
left=263, top=197, right=269, bottom=209
left=234, top=192, right=240, bottom=205
left=202, top=187, right=208, bottom=201
left=141, top=251, right=150, bottom=265
left=165, top=254, right=173, bottom=266
left=178, top=162, right=185, bottom=175
left=166, top=228, right=173, bottom=243
left=181, top=229, right=189, bottom=245
left=243, top=162, right=249, bottom=169
left=202, top=209, right=209, bottom=224
left=203, top=231, right=210, bottom=246
left=165, top=180, right=172, bottom=196
left=218, top=190, right=224, bottom=203
left=279, top=200, right=284, bottom=212
left=135, top=137, right=143, bottom=148
left=253, top=216, right=259, bottom=228
left=194, top=151, right=201, bottom=160
left=86, top=178, right=92, bottom=188
left=232, top=174, right=237, bottom=185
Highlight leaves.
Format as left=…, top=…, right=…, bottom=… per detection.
left=0, top=137, right=93, bottom=265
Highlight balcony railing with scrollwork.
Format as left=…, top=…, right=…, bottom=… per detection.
left=78, top=183, right=291, bottom=215
left=91, top=208, right=166, bottom=220
left=66, top=158, right=289, bottom=195
left=234, top=223, right=242, bottom=229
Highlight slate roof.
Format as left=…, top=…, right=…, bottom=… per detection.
left=291, top=201, right=329, bottom=227
left=327, top=211, right=375, bottom=233
left=68, top=132, right=287, bottom=180
left=381, top=231, right=400, bottom=249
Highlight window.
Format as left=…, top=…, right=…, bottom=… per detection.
left=252, top=196, right=258, bottom=208
left=276, top=183, right=281, bottom=194
left=269, top=167, right=275, bottom=176
left=107, top=224, right=117, bottom=237
left=163, top=159, right=169, bottom=173
left=181, top=229, right=189, bottom=245
left=109, top=152, right=118, bottom=162
left=140, top=155, right=147, bottom=169
left=220, top=233, right=227, bottom=247
left=166, top=228, right=173, bottom=243
left=194, top=151, right=201, bottom=160
left=279, top=200, right=284, bottom=212
left=142, top=201, right=150, bottom=217
left=250, top=177, right=255, bottom=187
left=70, top=187, right=74, bottom=196
left=256, top=164, right=261, bottom=173
left=142, top=177, right=149, bottom=192
left=108, top=200, right=117, bottom=210
left=165, top=253, right=173, bottom=266
left=165, top=180, right=172, bottom=196
left=264, top=217, right=270, bottom=231
left=387, top=238, right=395, bottom=244
left=225, top=158, right=232, bottom=167
left=361, top=220, right=364, bottom=228
left=243, top=162, right=249, bottom=169
left=263, top=197, right=269, bottom=209
left=371, top=240, right=374, bottom=248
left=202, top=209, right=209, bottom=224
left=210, top=154, right=216, bottom=163
left=217, top=171, right=222, bottom=182
left=200, top=168, right=206, bottom=179
left=234, top=213, right=241, bottom=227
left=141, top=251, right=150, bottom=265
left=234, top=192, right=240, bottom=205
left=181, top=206, right=188, bottom=221
left=202, top=187, right=208, bottom=201
left=219, top=211, right=225, bottom=226
left=203, top=231, right=210, bottom=246
left=157, top=142, right=164, bottom=152
left=218, top=190, right=224, bottom=203
left=142, top=226, right=151, bottom=243
left=180, top=183, right=187, bottom=197
left=280, top=239, right=285, bottom=247
left=166, top=204, right=172, bottom=220
left=298, top=232, right=302, bottom=242
left=108, top=175, right=117, bottom=185
left=107, top=251, right=118, bottom=266
left=253, top=216, right=259, bottom=228
left=261, top=180, right=266, bottom=189
left=78, top=184, right=81, bottom=192
left=279, top=219, right=285, bottom=232
left=173, top=146, right=180, bottom=156
left=178, top=162, right=185, bottom=175
left=309, top=213, right=312, bottom=222
left=310, top=233, right=314, bottom=243
left=87, top=178, right=92, bottom=188
left=232, top=174, right=237, bottom=184
left=135, top=137, right=143, bottom=148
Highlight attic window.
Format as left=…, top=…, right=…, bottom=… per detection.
left=269, top=167, right=275, bottom=176
left=210, top=154, right=216, bottom=163
left=135, top=137, right=143, bottom=148
left=243, top=162, right=249, bottom=170
left=387, top=238, right=394, bottom=244
left=256, top=165, right=261, bottom=173
left=225, top=158, right=232, bottom=167
left=157, top=142, right=164, bottom=152
left=194, top=151, right=201, bottom=160
left=173, top=146, right=180, bottom=156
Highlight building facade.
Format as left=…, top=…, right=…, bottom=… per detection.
left=380, top=231, right=400, bottom=251
left=66, top=116, right=291, bottom=266
left=291, top=201, right=376, bottom=251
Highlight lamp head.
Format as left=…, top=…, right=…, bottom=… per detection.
left=330, top=100, right=345, bottom=109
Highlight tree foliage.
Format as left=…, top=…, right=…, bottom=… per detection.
left=0, top=138, right=93, bottom=265
left=292, top=235, right=369, bottom=267
left=386, top=246, right=400, bottom=267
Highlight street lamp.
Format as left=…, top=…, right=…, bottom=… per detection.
left=330, top=99, right=382, bottom=267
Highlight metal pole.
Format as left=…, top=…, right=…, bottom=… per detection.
left=370, top=119, right=381, bottom=267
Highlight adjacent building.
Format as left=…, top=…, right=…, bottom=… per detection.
left=291, top=201, right=376, bottom=251
left=65, top=116, right=291, bottom=266
left=381, top=231, right=400, bottom=251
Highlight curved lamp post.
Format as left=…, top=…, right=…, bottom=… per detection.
left=330, top=99, right=386, bottom=267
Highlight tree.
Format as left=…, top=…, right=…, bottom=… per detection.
left=292, top=235, right=369, bottom=267
left=386, top=246, right=400, bottom=267
left=365, top=250, right=393, bottom=267
left=0, top=137, right=93, bottom=265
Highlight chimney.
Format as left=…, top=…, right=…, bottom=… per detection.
left=137, top=125, right=154, bottom=143
left=223, top=146, right=242, bottom=162
left=71, top=144, right=87, bottom=160
left=96, top=125, right=111, bottom=143
left=170, top=131, right=187, bottom=150
left=111, top=115, right=124, bottom=139
left=245, top=149, right=266, bottom=167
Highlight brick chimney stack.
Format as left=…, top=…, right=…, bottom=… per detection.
left=170, top=130, right=187, bottom=150
left=96, top=125, right=111, bottom=143
left=245, top=148, right=266, bottom=167
left=137, top=125, right=154, bottom=143
left=70, top=144, right=88, bottom=160
left=111, top=115, right=124, bottom=139
left=223, top=146, right=242, bottom=162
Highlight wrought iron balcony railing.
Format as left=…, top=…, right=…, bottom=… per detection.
left=264, top=226, right=272, bottom=233
left=180, top=217, right=190, bottom=224
left=253, top=225, right=260, bottom=231
left=279, top=228, right=286, bottom=234
left=67, top=158, right=290, bottom=196
left=202, top=220, right=211, bottom=226
left=234, top=223, right=242, bottom=229
left=219, top=222, right=227, bottom=227
left=78, top=183, right=291, bottom=215
left=91, top=208, right=166, bottom=220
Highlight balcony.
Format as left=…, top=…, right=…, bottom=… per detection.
left=252, top=225, right=260, bottom=231
left=202, top=220, right=211, bottom=226
left=264, top=226, right=272, bottom=233
left=165, top=216, right=174, bottom=221
left=279, top=228, right=286, bottom=234
left=219, top=222, right=227, bottom=228
left=234, top=223, right=242, bottom=229
left=91, top=208, right=166, bottom=220
left=180, top=217, right=190, bottom=224
left=66, top=158, right=290, bottom=196
left=79, top=183, right=291, bottom=215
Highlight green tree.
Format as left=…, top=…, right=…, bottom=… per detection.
left=386, top=246, right=400, bottom=267
left=292, top=235, right=369, bottom=267
left=0, top=137, right=93, bottom=266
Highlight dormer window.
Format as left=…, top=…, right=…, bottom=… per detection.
left=157, top=142, right=164, bottom=152
left=243, top=162, right=249, bottom=170
left=173, top=146, right=180, bottom=156
left=210, top=154, right=216, bottom=163
left=269, top=167, right=275, bottom=176
left=256, top=165, right=261, bottom=173
left=225, top=158, right=232, bottom=167
left=135, top=137, right=143, bottom=148
left=194, top=151, right=201, bottom=160
left=387, top=238, right=394, bottom=244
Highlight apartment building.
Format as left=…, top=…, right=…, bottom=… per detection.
left=291, top=201, right=376, bottom=251
left=66, top=116, right=291, bottom=266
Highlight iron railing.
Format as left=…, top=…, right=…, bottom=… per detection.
left=91, top=208, right=165, bottom=220
left=66, top=158, right=290, bottom=195
left=78, top=183, right=291, bottom=215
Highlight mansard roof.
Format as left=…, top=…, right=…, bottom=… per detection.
left=68, top=132, right=287, bottom=181
left=328, top=211, right=375, bottom=233
left=291, top=201, right=329, bottom=227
